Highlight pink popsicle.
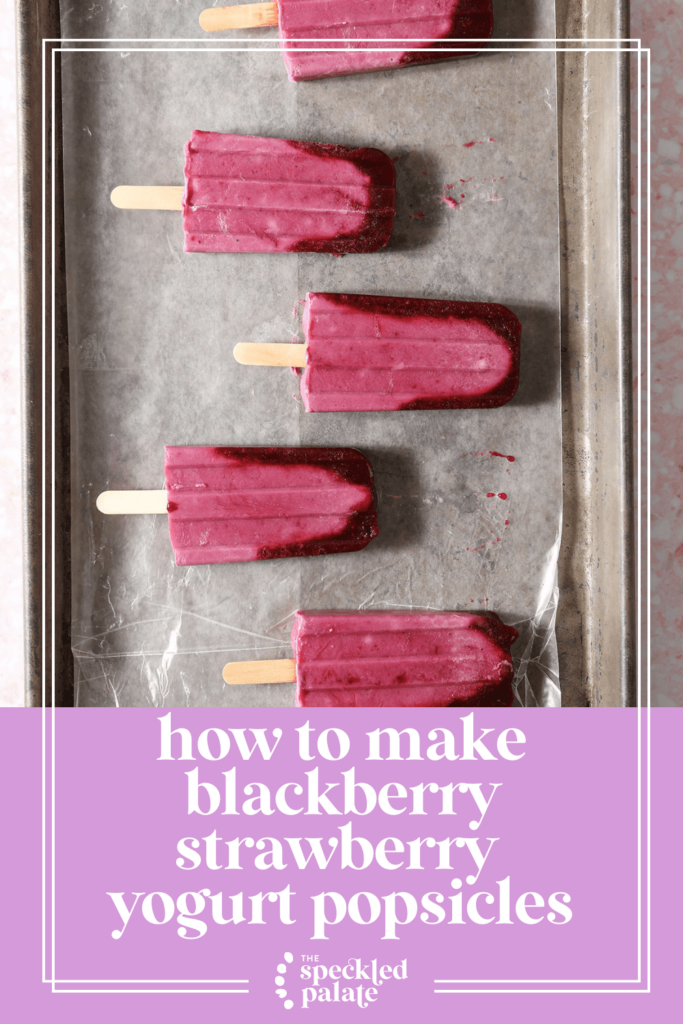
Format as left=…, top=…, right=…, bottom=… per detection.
left=278, top=0, right=494, bottom=82
left=164, top=446, right=379, bottom=565
left=182, top=131, right=396, bottom=253
left=299, top=292, right=521, bottom=411
left=291, top=610, right=518, bottom=707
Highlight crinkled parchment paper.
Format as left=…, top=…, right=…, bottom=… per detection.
left=60, top=0, right=561, bottom=707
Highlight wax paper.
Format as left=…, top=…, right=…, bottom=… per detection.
left=60, top=0, right=562, bottom=707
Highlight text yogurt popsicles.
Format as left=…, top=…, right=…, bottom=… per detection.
left=234, top=292, right=522, bottom=411
left=96, top=446, right=379, bottom=565
left=223, top=610, right=518, bottom=707
left=183, top=132, right=396, bottom=253
left=199, top=1, right=494, bottom=82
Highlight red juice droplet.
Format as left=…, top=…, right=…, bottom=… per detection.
left=489, top=451, right=515, bottom=462
left=498, top=493, right=507, bottom=500
left=486, top=492, right=495, bottom=497
left=505, top=520, right=509, bottom=525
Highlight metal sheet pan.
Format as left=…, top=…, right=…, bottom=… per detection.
left=62, top=22, right=562, bottom=707
left=17, top=0, right=634, bottom=707
left=555, top=0, right=635, bottom=706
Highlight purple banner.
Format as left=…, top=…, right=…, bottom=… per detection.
left=0, top=708, right=680, bottom=1021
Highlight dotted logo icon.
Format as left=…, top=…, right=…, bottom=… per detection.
left=275, top=951, right=294, bottom=1010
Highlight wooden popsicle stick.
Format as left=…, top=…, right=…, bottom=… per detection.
left=96, top=490, right=168, bottom=515
left=223, top=659, right=296, bottom=685
left=233, top=342, right=307, bottom=368
left=110, top=186, right=184, bottom=210
left=199, top=2, right=279, bottom=32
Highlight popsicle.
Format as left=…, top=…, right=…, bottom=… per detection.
left=223, top=610, right=518, bottom=707
left=96, top=446, right=379, bottom=565
left=111, top=131, right=396, bottom=254
left=199, top=1, right=494, bottom=82
left=233, top=292, right=521, bottom=411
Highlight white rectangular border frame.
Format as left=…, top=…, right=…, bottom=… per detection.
left=40, top=35, right=651, bottom=997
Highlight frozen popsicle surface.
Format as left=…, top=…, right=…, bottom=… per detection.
left=278, top=0, right=494, bottom=82
left=182, top=131, right=396, bottom=253
left=299, top=292, right=521, bottom=411
left=291, top=610, right=518, bottom=707
left=164, top=446, right=379, bottom=565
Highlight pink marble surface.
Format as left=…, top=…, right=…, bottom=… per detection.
left=0, top=5, right=679, bottom=706
left=632, top=3, right=683, bottom=706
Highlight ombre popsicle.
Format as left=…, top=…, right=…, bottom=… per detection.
left=223, top=610, right=518, bottom=707
left=96, top=446, right=379, bottom=565
left=234, top=292, right=522, bottom=411
left=111, top=131, right=396, bottom=254
left=199, top=1, right=494, bottom=81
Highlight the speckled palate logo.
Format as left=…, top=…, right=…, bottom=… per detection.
left=274, top=952, right=408, bottom=1010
